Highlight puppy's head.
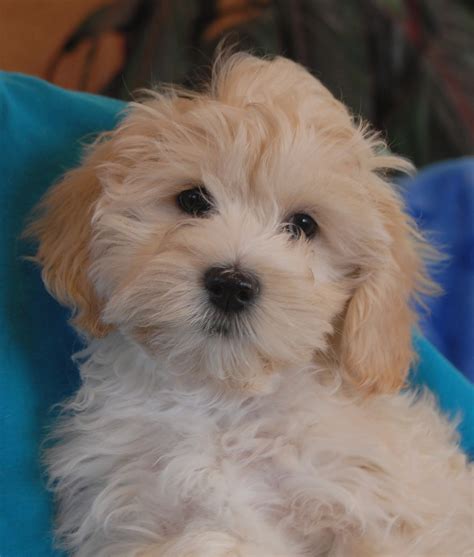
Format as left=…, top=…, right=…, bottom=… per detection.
left=27, top=54, right=434, bottom=394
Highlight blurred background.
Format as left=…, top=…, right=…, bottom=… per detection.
left=1, top=0, right=473, bottom=379
left=1, top=0, right=473, bottom=167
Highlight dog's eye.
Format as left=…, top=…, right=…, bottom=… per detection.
left=177, top=186, right=213, bottom=217
left=284, top=213, right=319, bottom=240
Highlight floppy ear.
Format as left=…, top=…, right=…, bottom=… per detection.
left=25, top=141, right=113, bottom=337
left=340, top=183, right=434, bottom=394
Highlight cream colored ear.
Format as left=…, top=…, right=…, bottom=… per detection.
left=340, top=188, right=433, bottom=394
left=25, top=142, right=112, bottom=337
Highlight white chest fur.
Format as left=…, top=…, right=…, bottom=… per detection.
left=47, top=334, right=473, bottom=557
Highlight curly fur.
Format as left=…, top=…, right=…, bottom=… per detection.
left=26, top=54, right=473, bottom=556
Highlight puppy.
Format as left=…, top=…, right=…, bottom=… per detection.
left=28, top=54, right=473, bottom=556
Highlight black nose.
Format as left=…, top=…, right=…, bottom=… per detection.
left=204, top=266, right=260, bottom=313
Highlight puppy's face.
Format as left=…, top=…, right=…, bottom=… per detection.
left=29, top=55, right=432, bottom=393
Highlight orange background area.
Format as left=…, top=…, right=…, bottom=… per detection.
left=0, top=0, right=124, bottom=92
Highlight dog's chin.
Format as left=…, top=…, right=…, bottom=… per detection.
left=202, top=314, right=242, bottom=338
left=130, top=304, right=322, bottom=394
left=206, top=323, right=231, bottom=337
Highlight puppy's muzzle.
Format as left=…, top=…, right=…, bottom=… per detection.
left=204, top=266, right=260, bottom=314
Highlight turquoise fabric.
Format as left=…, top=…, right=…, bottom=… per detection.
left=0, top=72, right=472, bottom=557
left=410, top=335, right=474, bottom=459
left=0, top=72, right=124, bottom=557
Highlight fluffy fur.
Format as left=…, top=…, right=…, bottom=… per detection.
left=27, top=54, right=473, bottom=556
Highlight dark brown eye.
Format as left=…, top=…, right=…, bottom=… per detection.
left=177, top=186, right=213, bottom=217
left=285, top=213, right=318, bottom=240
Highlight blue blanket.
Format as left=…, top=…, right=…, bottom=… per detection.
left=0, top=72, right=472, bottom=557
left=403, top=159, right=474, bottom=381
